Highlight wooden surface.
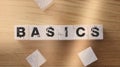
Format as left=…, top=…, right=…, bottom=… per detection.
left=0, top=0, right=120, bottom=67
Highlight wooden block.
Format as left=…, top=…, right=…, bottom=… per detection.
left=58, top=25, right=75, bottom=40
left=41, top=25, right=59, bottom=40
left=78, top=47, right=98, bottom=67
left=88, top=25, right=103, bottom=40
left=29, top=25, right=41, bottom=40
left=14, top=25, right=29, bottom=40
left=73, top=25, right=89, bottom=40
left=34, top=0, right=54, bottom=11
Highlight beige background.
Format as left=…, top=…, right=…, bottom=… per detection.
left=0, top=0, right=120, bottom=67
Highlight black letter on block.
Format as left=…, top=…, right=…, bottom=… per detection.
left=17, top=27, right=26, bottom=38
left=91, top=27, right=99, bottom=37
left=65, top=27, right=68, bottom=37
left=46, top=27, right=54, bottom=37
left=76, top=27, right=85, bottom=37
left=31, top=27, right=40, bottom=37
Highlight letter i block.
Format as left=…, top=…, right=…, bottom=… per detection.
left=14, top=25, right=29, bottom=40
left=58, top=25, right=75, bottom=40
left=73, top=25, right=89, bottom=40
left=88, top=25, right=103, bottom=40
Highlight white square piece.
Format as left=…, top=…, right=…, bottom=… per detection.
left=78, top=47, right=98, bottom=67
left=26, top=50, right=46, bottom=67
left=35, top=0, right=54, bottom=10
left=88, top=25, right=103, bottom=40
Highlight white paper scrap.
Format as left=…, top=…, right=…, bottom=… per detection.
left=26, top=50, right=46, bottom=67
left=78, top=47, right=98, bottom=67
left=35, top=0, right=54, bottom=10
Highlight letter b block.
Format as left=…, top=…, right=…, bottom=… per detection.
left=14, top=25, right=29, bottom=40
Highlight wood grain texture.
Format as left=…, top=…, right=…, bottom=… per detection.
left=0, top=0, right=120, bottom=67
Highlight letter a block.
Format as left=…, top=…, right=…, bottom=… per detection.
left=29, top=25, right=42, bottom=40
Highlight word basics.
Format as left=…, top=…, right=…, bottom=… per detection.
left=15, top=25, right=103, bottom=40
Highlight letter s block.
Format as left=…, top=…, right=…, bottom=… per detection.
left=14, top=25, right=29, bottom=40
left=88, top=25, right=103, bottom=40
left=42, top=25, right=59, bottom=40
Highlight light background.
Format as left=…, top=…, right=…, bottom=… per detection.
left=0, top=0, right=120, bottom=67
